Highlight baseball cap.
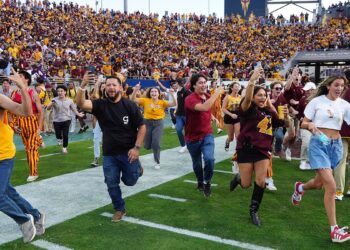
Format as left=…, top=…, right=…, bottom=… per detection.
left=303, top=82, right=316, bottom=91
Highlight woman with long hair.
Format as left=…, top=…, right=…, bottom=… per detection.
left=291, top=75, right=350, bottom=243
left=229, top=68, right=290, bottom=226
left=131, top=84, right=176, bottom=169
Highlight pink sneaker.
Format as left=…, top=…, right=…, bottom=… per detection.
left=331, top=226, right=350, bottom=243
left=291, top=182, right=304, bottom=206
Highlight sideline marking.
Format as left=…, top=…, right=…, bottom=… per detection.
left=148, top=194, right=187, bottom=202
left=101, top=213, right=275, bottom=250
left=214, top=170, right=233, bottom=174
left=21, top=153, right=60, bottom=161
left=31, top=240, right=73, bottom=250
left=183, top=180, right=218, bottom=186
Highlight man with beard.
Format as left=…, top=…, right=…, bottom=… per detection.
left=76, top=73, right=146, bottom=222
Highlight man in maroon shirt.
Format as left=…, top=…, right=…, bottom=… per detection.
left=185, top=74, right=223, bottom=197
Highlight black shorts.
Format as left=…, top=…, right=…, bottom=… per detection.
left=236, top=146, right=269, bottom=164
left=224, top=114, right=239, bottom=125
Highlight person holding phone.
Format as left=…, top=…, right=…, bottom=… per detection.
left=47, top=85, right=84, bottom=154
left=291, top=75, right=350, bottom=243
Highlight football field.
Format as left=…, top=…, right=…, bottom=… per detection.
left=1, top=129, right=350, bottom=250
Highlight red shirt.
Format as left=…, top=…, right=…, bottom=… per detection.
left=185, top=92, right=212, bottom=142
left=12, top=89, right=38, bottom=114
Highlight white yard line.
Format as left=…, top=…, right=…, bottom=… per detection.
left=214, top=169, right=233, bottom=174
left=148, top=194, right=187, bottom=202
left=183, top=180, right=218, bottom=186
left=20, top=153, right=61, bottom=161
left=101, top=213, right=275, bottom=250
left=31, top=240, right=73, bottom=250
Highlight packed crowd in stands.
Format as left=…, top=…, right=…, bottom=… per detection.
left=0, top=0, right=349, bottom=85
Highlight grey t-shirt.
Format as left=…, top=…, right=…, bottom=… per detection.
left=52, top=97, right=76, bottom=122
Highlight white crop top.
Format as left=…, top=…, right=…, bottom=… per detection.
left=304, top=95, right=350, bottom=130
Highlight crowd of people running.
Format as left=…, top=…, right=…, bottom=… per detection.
left=2, top=0, right=350, bottom=245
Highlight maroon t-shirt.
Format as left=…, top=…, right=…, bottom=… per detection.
left=185, top=92, right=212, bottom=142
left=283, top=83, right=305, bottom=109
left=237, top=104, right=284, bottom=157
left=297, top=95, right=308, bottom=121
left=271, top=94, right=287, bottom=110
left=341, top=88, right=350, bottom=138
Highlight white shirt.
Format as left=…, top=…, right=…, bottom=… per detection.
left=304, top=95, right=350, bottom=130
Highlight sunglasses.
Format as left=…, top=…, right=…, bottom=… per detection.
left=273, top=87, right=282, bottom=90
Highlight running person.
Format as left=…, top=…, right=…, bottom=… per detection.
left=229, top=68, right=290, bottom=226
left=291, top=75, right=350, bottom=243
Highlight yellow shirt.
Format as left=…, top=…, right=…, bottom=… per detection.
left=0, top=111, right=16, bottom=160
left=138, top=98, right=168, bottom=120
left=226, top=95, right=241, bottom=112
left=67, top=88, right=77, bottom=102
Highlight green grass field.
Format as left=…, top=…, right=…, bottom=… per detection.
left=4, top=128, right=350, bottom=249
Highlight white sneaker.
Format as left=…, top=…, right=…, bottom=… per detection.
left=20, top=214, right=36, bottom=243
left=335, top=191, right=344, bottom=201
left=285, top=148, right=292, bottom=161
left=27, top=175, right=39, bottom=182
left=178, top=146, right=187, bottom=153
left=154, top=164, right=161, bottom=170
left=266, top=177, right=277, bottom=191
left=232, top=161, right=239, bottom=174
left=171, top=124, right=175, bottom=129
left=300, top=160, right=311, bottom=170
left=62, top=147, right=68, bottom=154
left=217, top=128, right=223, bottom=134
left=40, top=142, right=45, bottom=148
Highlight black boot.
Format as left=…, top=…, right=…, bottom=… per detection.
left=229, top=173, right=241, bottom=192
left=249, top=182, right=265, bottom=226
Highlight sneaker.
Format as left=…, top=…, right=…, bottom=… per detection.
left=291, top=182, right=304, bottom=205
left=20, top=214, right=36, bottom=243
left=83, top=125, right=89, bottom=132
left=111, top=210, right=126, bottom=222
left=62, top=147, right=68, bottom=154
left=40, top=142, right=45, bottom=148
left=232, top=161, right=239, bottom=174
left=331, top=226, right=350, bottom=243
left=217, top=128, right=223, bottom=134
left=203, top=182, right=211, bottom=197
left=299, top=160, right=312, bottom=170
left=266, top=178, right=277, bottom=191
left=178, top=146, right=187, bottom=153
left=335, top=191, right=344, bottom=201
left=78, top=128, right=84, bottom=134
left=90, top=158, right=99, bottom=167
left=346, top=188, right=350, bottom=197
left=154, top=164, right=161, bottom=170
left=27, top=175, right=39, bottom=182
left=35, top=212, right=45, bottom=236
left=197, top=182, right=204, bottom=192
left=224, top=141, right=230, bottom=152
left=285, top=148, right=292, bottom=161
left=171, top=124, right=176, bottom=129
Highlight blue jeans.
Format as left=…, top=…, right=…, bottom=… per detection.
left=273, top=127, right=284, bottom=153
left=0, top=158, right=40, bottom=225
left=103, top=154, right=142, bottom=212
left=175, top=116, right=186, bottom=147
left=186, top=134, right=215, bottom=183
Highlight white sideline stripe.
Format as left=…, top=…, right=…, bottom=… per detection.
left=20, top=153, right=60, bottom=161
left=31, top=240, right=73, bottom=250
left=148, top=194, right=187, bottom=202
left=183, top=180, right=218, bottom=186
left=214, top=170, right=233, bottom=174
left=101, top=213, right=275, bottom=250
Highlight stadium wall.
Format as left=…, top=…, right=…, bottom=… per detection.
left=224, top=0, right=267, bottom=18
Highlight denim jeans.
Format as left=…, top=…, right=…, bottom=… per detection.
left=273, top=127, right=284, bottom=153
left=0, top=158, right=40, bottom=225
left=186, top=134, right=215, bottom=183
left=175, top=115, right=186, bottom=147
left=103, top=154, right=142, bottom=212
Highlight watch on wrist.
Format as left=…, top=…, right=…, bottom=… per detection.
left=134, top=144, right=141, bottom=150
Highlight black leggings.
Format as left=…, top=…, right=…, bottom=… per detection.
left=53, top=120, right=71, bottom=147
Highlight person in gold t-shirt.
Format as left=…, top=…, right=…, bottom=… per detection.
left=131, top=83, right=176, bottom=169
left=0, top=68, right=45, bottom=243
